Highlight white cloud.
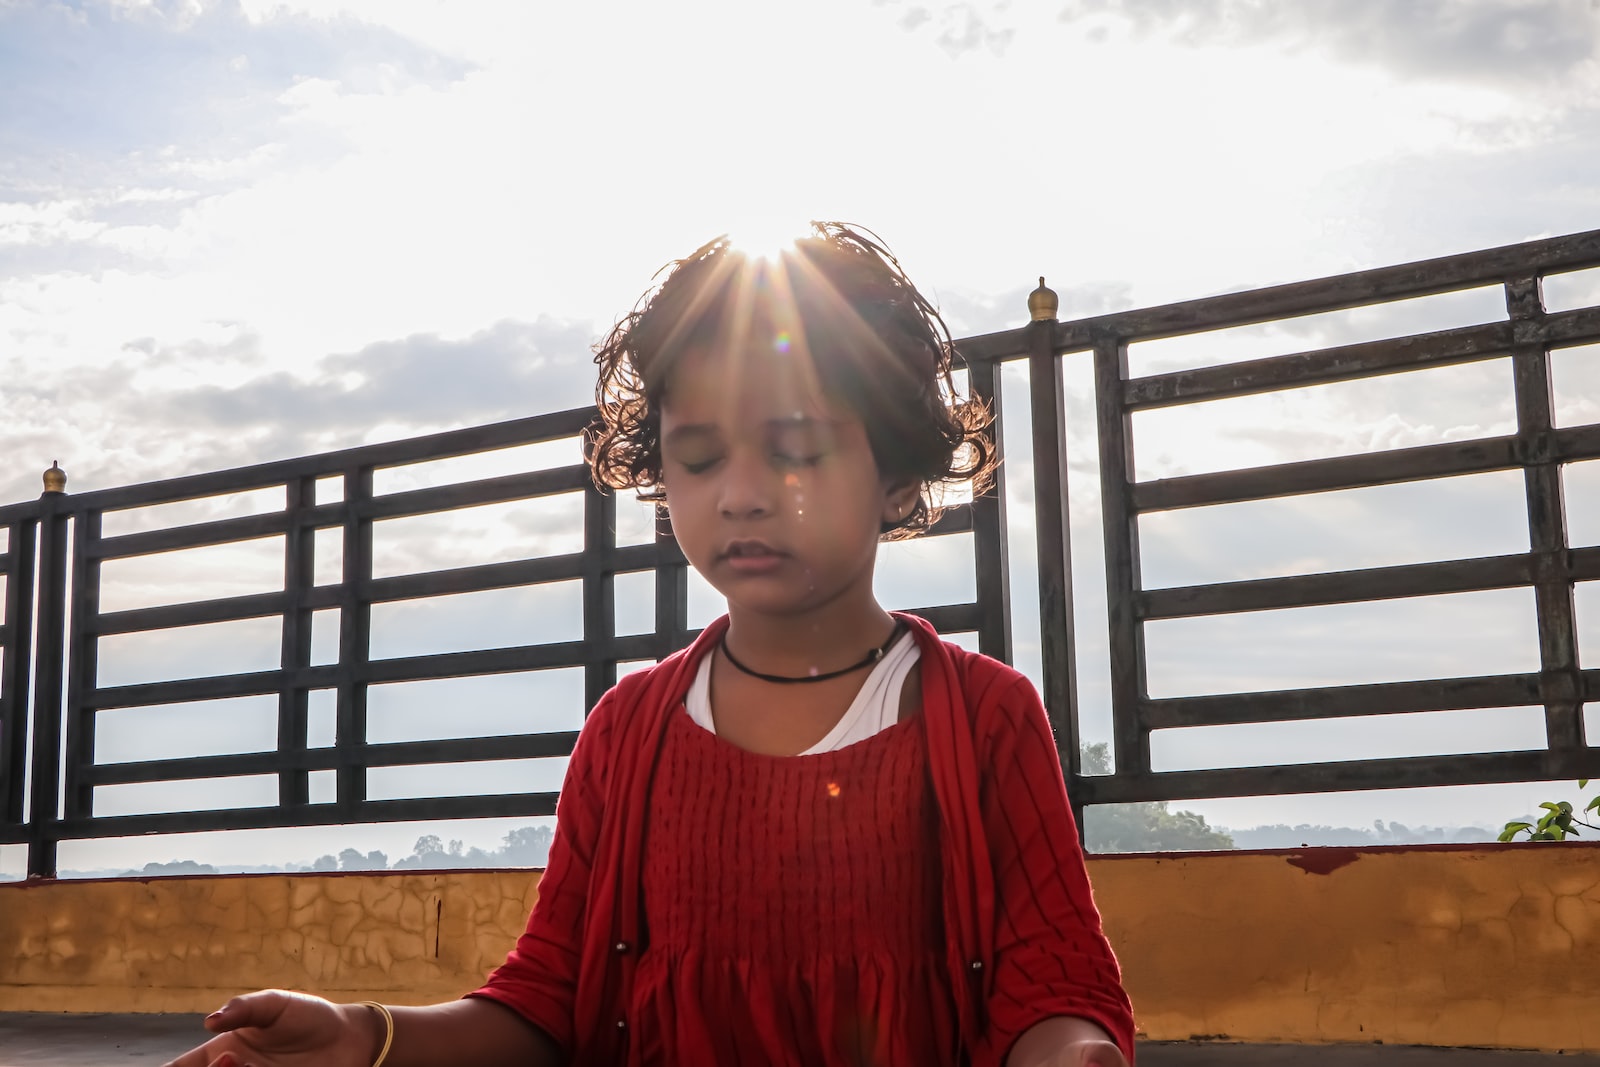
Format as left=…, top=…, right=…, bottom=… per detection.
left=4, top=0, right=1599, bottom=866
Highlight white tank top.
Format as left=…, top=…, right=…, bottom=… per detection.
left=685, top=629, right=921, bottom=754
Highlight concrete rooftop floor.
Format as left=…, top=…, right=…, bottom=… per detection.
left=2, top=1015, right=1599, bottom=1067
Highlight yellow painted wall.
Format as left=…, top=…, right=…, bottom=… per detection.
left=0, top=869, right=538, bottom=1013
left=2, top=844, right=1597, bottom=1052
left=1092, top=844, right=1600, bottom=1053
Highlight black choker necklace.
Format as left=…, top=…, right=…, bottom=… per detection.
left=720, top=621, right=905, bottom=685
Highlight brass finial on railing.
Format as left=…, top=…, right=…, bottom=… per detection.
left=1028, top=276, right=1058, bottom=321
left=43, top=460, right=67, bottom=494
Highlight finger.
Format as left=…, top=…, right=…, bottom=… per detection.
left=1085, top=1044, right=1129, bottom=1067
left=159, top=1038, right=238, bottom=1067
left=204, top=990, right=291, bottom=1034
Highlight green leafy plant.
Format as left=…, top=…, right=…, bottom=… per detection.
left=1499, top=779, right=1600, bottom=841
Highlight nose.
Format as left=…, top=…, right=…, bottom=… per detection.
left=717, top=447, right=775, bottom=520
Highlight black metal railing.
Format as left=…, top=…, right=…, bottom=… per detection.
left=3, top=228, right=1599, bottom=877
left=0, top=407, right=1004, bottom=878
left=961, top=228, right=1600, bottom=808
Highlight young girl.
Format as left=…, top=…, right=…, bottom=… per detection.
left=165, top=225, right=1136, bottom=1067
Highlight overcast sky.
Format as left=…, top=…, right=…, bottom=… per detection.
left=3, top=0, right=1600, bottom=872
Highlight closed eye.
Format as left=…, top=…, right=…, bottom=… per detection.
left=677, top=456, right=722, bottom=475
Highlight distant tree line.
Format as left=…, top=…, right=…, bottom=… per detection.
left=1078, top=742, right=1235, bottom=853
left=303, top=825, right=557, bottom=872
left=105, top=753, right=1511, bottom=878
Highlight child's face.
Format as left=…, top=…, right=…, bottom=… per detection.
left=658, top=344, right=917, bottom=621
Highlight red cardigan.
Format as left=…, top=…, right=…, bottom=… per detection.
left=472, top=613, right=1135, bottom=1064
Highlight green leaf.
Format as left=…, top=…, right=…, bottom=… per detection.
left=1586, top=797, right=1600, bottom=814
left=1499, top=822, right=1532, bottom=841
left=1580, top=778, right=1590, bottom=789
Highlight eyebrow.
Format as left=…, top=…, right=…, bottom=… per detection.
left=661, top=424, right=720, bottom=448
left=662, top=416, right=836, bottom=446
left=767, top=414, right=835, bottom=430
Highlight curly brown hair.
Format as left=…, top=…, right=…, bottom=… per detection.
left=588, top=222, right=994, bottom=539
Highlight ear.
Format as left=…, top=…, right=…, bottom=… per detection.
left=880, top=479, right=921, bottom=527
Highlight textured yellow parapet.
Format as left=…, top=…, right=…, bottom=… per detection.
left=0, top=869, right=539, bottom=1013
left=1094, top=843, right=1600, bottom=1053
left=2, top=844, right=1597, bottom=1052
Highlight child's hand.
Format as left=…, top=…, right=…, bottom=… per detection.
left=159, top=989, right=379, bottom=1067
left=1040, top=1039, right=1129, bottom=1067
left=1009, top=1017, right=1129, bottom=1067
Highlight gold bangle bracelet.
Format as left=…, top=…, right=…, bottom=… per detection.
left=359, top=1001, right=395, bottom=1067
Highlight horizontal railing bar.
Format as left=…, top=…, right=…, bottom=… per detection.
left=94, top=468, right=593, bottom=561
left=1576, top=545, right=1600, bottom=582
left=952, top=328, right=1032, bottom=366
left=94, top=510, right=301, bottom=560
left=897, top=603, right=982, bottom=635
left=87, top=669, right=340, bottom=709
left=303, top=510, right=966, bottom=608
left=33, top=791, right=564, bottom=841
left=1139, top=553, right=1536, bottom=620
left=53, top=408, right=599, bottom=513
left=1141, top=673, right=1544, bottom=729
left=95, top=547, right=700, bottom=636
left=96, top=590, right=298, bottom=635
left=0, top=500, right=43, bottom=525
left=1144, top=422, right=1600, bottom=513
left=1124, top=319, right=1514, bottom=411
left=1124, top=304, right=1600, bottom=410
left=1561, top=422, right=1600, bottom=462
left=84, top=609, right=999, bottom=714
left=1066, top=229, right=1600, bottom=346
left=1074, top=748, right=1599, bottom=806
left=369, top=552, right=597, bottom=602
left=926, top=503, right=975, bottom=536
left=367, top=544, right=691, bottom=602
left=1133, top=436, right=1520, bottom=512
left=363, top=466, right=591, bottom=521
left=366, top=642, right=591, bottom=683
left=86, top=626, right=699, bottom=713
left=364, top=638, right=661, bottom=684
left=83, top=731, right=581, bottom=785
left=955, top=228, right=1600, bottom=363
left=84, top=637, right=664, bottom=710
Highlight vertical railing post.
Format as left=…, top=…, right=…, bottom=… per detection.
left=1, top=515, right=39, bottom=835
left=1025, top=282, right=1084, bottom=821
left=1093, top=332, right=1151, bottom=786
left=583, top=482, right=618, bottom=713
left=1506, top=275, right=1587, bottom=776
left=60, top=508, right=100, bottom=828
left=966, top=354, right=1012, bottom=665
left=336, top=466, right=374, bottom=814
left=279, top=475, right=316, bottom=807
left=27, top=463, right=70, bottom=878
left=654, top=507, right=690, bottom=661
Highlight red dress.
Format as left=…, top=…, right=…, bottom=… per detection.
left=470, top=614, right=1135, bottom=1065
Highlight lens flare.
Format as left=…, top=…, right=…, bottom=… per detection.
left=730, top=220, right=805, bottom=262
left=774, top=330, right=791, bottom=354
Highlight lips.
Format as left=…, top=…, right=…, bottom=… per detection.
left=720, top=539, right=786, bottom=572
left=721, top=539, right=783, bottom=560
